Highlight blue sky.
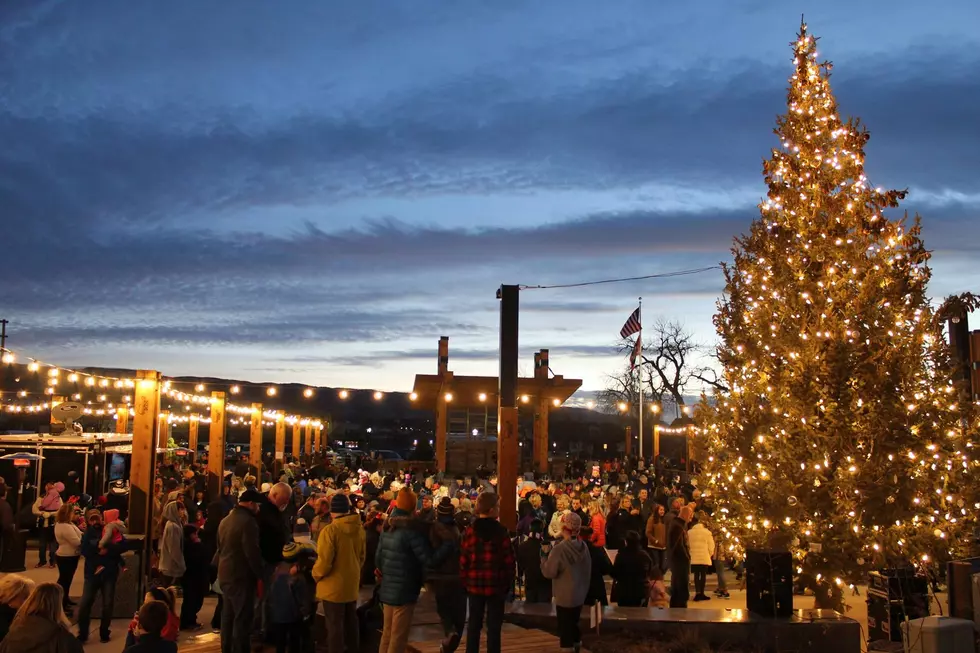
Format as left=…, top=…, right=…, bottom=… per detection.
left=1, top=1, right=978, bottom=397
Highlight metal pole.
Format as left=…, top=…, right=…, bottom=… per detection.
left=497, top=284, right=520, bottom=531
left=637, top=298, right=643, bottom=461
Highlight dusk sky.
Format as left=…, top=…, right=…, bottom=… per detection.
left=2, top=2, right=978, bottom=400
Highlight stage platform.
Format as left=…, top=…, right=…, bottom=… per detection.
left=506, top=602, right=861, bottom=653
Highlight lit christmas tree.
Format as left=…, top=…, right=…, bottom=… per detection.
left=697, top=20, right=979, bottom=605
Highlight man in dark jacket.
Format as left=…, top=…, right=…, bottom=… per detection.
left=77, top=508, right=130, bottom=644
left=216, top=489, right=264, bottom=653
left=376, top=488, right=450, bottom=653
left=256, top=482, right=292, bottom=635
left=579, top=526, right=613, bottom=606
left=516, top=520, right=551, bottom=603
left=667, top=505, right=693, bottom=608
left=459, top=492, right=515, bottom=653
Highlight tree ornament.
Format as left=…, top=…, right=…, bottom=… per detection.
left=787, top=495, right=798, bottom=506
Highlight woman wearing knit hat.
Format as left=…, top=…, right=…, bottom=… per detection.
left=541, top=512, right=591, bottom=653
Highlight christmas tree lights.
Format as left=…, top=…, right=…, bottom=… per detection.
left=697, top=20, right=979, bottom=604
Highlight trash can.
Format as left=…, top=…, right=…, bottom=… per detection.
left=0, top=529, right=28, bottom=572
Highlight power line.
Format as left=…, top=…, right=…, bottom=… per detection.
left=519, top=265, right=721, bottom=290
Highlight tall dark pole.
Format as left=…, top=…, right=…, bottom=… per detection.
left=948, top=311, right=971, bottom=398
left=497, top=285, right=519, bottom=532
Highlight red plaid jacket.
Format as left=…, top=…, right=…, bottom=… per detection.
left=459, top=517, right=516, bottom=596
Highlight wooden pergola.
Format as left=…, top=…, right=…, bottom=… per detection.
left=411, top=337, right=582, bottom=473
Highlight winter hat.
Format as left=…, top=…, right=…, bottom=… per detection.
left=260, top=482, right=272, bottom=493
left=293, top=518, right=311, bottom=536
left=561, top=511, right=582, bottom=537
left=103, top=509, right=119, bottom=523
left=283, top=542, right=303, bottom=560
left=395, top=487, right=417, bottom=512
left=84, top=508, right=102, bottom=522
left=436, top=497, right=454, bottom=518
left=330, top=493, right=351, bottom=515
left=238, top=489, right=263, bottom=504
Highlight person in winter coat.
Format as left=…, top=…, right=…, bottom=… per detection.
left=667, top=505, right=693, bottom=608
left=547, top=495, right=571, bottom=541
left=517, top=520, right=552, bottom=603
left=645, top=504, right=667, bottom=574
left=268, top=543, right=316, bottom=653
left=586, top=500, right=605, bottom=548
left=459, top=492, right=516, bottom=653
left=375, top=488, right=450, bottom=653
left=360, top=513, right=384, bottom=587
left=427, top=498, right=465, bottom=653
left=32, top=482, right=64, bottom=568
left=77, top=509, right=130, bottom=644
left=157, top=501, right=186, bottom=586
left=687, top=513, right=716, bottom=602
left=179, top=524, right=210, bottom=629
left=215, top=490, right=264, bottom=653
left=313, top=493, right=366, bottom=653
left=612, top=531, right=653, bottom=607
left=578, top=527, right=612, bottom=607
left=0, top=582, right=82, bottom=653
left=0, top=574, right=35, bottom=643
left=662, top=497, right=683, bottom=569
left=541, top=512, right=591, bottom=653
left=53, top=503, right=82, bottom=615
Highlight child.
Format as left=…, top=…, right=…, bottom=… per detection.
left=268, top=542, right=316, bottom=653
left=99, top=508, right=127, bottom=549
left=541, top=512, right=591, bottom=653
left=125, top=586, right=180, bottom=648
left=648, top=568, right=669, bottom=608
left=124, top=599, right=178, bottom=653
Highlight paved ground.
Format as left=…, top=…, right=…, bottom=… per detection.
left=1, top=561, right=949, bottom=652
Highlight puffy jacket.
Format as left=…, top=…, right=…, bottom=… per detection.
left=158, top=502, right=186, bottom=578
left=687, top=523, right=715, bottom=567
left=375, top=510, right=447, bottom=606
left=588, top=513, right=606, bottom=548
left=313, top=514, right=366, bottom=603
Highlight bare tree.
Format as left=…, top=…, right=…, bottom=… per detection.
left=606, top=319, right=727, bottom=417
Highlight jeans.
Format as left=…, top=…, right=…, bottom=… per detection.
left=180, top=575, right=207, bottom=628
left=379, top=603, right=416, bottom=653
left=648, top=548, right=666, bottom=574
left=54, top=555, right=80, bottom=606
left=669, top=560, right=690, bottom=608
left=433, top=583, right=467, bottom=651
left=466, top=593, right=505, bottom=653
left=555, top=605, right=583, bottom=649
left=38, top=526, right=56, bottom=565
left=77, top=574, right=117, bottom=641
left=693, top=564, right=709, bottom=596
left=322, top=600, right=359, bottom=653
left=220, top=582, right=256, bottom=653
left=713, top=558, right=728, bottom=591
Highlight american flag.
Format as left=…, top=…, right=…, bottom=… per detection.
left=629, top=337, right=642, bottom=370
left=619, top=307, right=641, bottom=339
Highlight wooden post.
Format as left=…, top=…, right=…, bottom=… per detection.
left=313, top=423, right=321, bottom=456
left=115, top=405, right=130, bottom=434
left=249, top=403, right=263, bottom=474
left=435, top=337, right=451, bottom=473
left=292, top=421, right=301, bottom=460
left=304, top=422, right=313, bottom=465
left=497, top=284, right=519, bottom=532
left=274, top=412, right=286, bottom=480
left=207, top=392, right=226, bottom=502
left=50, top=395, right=65, bottom=433
left=654, top=425, right=661, bottom=460
left=625, top=425, right=633, bottom=456
left=129, top=370, right=160, bottom=572
left=188, top=414, right=199, bottom=461
left=157, top=411, right=170, bottom=450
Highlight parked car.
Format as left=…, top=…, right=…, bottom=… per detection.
left=373, top=449, right=404, bottom=461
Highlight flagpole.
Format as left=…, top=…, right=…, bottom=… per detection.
left=637, top=297, right=643, bottom=461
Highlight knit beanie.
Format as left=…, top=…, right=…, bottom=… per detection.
left=283, top=542, right=302, bottom=560
left=395, top=487, right=417, bottom=512
left=436, top=497, right=454, bottom=519
left=561, top=511, right=582, bottom=537
left=330, top=493, right=351, bottom=515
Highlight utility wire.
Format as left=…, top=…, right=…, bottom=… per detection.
left=519, top=265, right=720, bottom=290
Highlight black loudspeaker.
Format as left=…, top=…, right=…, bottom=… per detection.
left=745, top=549, right=793, bottom=617
left=867, top=569, right=929, bottom=643
left=0, top=529, right=27, bottom=572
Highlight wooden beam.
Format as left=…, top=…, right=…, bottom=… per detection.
left=249, top=403, right=263, bottom=473
left=188, top=414, right=199, bottom=462
left=313, top=423, right=321, bottom=456
left=157, top=411, right=170, bottom=450
left=625, top=425, right=633, bottom=456
left=292, top=421, right=301, bottom=460
left=304, top=422, right=312, bottom=464
left=497, top=284, right=519, bottom=532
left=129, top=371, right=160, bottom=539
left=207, top=392, right=226, bottom=502
left=533, top=398, right=549, bottom=474
left=274, top=412, right=286, bottom=480
left=115, top=405, right=129, bottom=434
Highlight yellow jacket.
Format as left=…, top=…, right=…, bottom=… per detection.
left=312, top=514, right=366, bottom=603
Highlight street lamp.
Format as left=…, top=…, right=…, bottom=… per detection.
left=618, top=402, right=628, bottom=413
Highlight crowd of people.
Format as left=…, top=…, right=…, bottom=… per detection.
left=0, top=453, right=735, bottom=653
